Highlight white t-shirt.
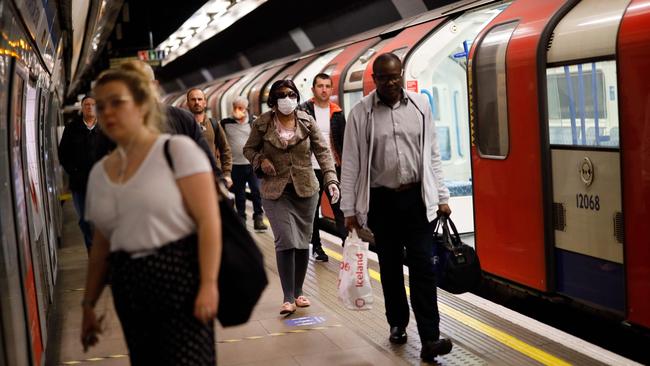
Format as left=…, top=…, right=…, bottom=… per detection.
left=85, top=134, right=211, bottom=253
left=311, top=104, right=331, bottom=169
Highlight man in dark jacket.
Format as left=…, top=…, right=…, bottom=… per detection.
left=58, top=95, right=114, bottom=250
left=300, top=73, right=347, bottom=262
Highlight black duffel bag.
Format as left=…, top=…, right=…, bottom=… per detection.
left=164, top=139, right=268, bottom=327
left=433, top=216, right=481, bottom=294
left=215, top=187, right=268, bottom=326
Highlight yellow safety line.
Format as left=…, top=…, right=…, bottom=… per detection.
left=60, top=354, right=128, bottom=365
left=322, top=247, right=571, bottom=366
left=59, top=193, right=72, bottom=201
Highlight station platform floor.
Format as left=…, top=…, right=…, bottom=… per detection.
left=45, top=202, right=641, bottom=366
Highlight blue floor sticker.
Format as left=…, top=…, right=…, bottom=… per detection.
left=284, top=316, right=326, bottom=327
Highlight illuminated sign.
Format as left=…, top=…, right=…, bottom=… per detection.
left=138, top=49, right=166, bottom=61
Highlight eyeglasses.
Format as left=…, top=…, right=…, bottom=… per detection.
left=373, top=72, right=403, bottom=84
left=274, top=91, right=298, bottom=99
left=96, top=97, right=132, bottom=113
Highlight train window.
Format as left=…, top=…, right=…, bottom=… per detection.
left=546, top=61, right=619, bottom=148
left=474, top=21, right=517, bottom=159
left=349, top=70, right=364, bottom=82
left=431, top=87, right=440, bottom=121
left=343, top=91, right=363, bottom=119
left=437, top=126, right=452, bottom=161
left=344, top=39, right=392, bottom=92
left=294, top=48, right=343, bottom=102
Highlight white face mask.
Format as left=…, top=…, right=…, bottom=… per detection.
left=276, top=96, right=298, bottom=115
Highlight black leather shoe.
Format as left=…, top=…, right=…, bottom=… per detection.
left=313, top=246, right=329, bottom=262
left=420, top=338, right=452, bottom=362
left=389, top=326, right=407, bottom=344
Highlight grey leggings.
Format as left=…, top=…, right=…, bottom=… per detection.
left=276, top=248, right=309, bottom=303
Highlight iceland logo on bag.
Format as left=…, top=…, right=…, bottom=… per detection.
left=355, top=252, right=365, bottom=287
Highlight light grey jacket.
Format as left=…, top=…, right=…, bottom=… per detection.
left=340, top=89, right=450, bottom=227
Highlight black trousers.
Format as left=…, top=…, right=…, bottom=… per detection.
left=231, top=164, right=264, bottom=220
left=109, top=236, right=215, bottom=365
left=312, top=168, right=347, bottom=247
left=368, top=184, right=440, bottom=341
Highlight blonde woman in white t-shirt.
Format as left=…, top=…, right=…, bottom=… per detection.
left=79, top=63, right=221, bottom=365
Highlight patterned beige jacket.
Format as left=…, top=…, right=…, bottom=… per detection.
left=243, top=109, right=338, bottom=200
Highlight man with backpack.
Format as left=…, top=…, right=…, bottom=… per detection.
left=187, top=88, right=233, bottom=187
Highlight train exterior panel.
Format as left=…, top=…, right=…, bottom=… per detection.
left=617, top=0, right=650, bottom=329
left=324, top=38, right=380, bottom=108
left=0, top=0, right=66, bottom=362
left=361, top=19, right=446, bottom=95
left=469, top=0, right=573, bottom=291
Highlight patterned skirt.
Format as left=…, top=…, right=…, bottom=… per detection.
left=109, top=235, right=216, bottom=365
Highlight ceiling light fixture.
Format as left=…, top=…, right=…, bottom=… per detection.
left=156, top=0, right=267, bottom=66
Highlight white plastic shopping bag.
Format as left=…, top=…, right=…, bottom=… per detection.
left=337, top=229, right=373, bottom=310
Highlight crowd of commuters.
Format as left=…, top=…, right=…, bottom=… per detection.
left=63, top=52, right=453, bottom=364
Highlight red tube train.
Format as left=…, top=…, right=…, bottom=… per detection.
left=166, top=0, right=650, bottom=331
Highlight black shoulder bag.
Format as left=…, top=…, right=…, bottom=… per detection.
left=164, top=138, right=268, bottom=326
left=433, top=215, right=481, bottom=294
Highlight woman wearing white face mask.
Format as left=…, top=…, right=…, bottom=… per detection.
left=244, top=79, right=340, bottom=314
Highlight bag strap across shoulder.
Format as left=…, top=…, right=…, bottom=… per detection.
left=163, top=138, right=175, bottom=172
left=165, top=137, right=232, bottom=202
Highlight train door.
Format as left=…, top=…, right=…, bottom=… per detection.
left=202, top=81, right=225, bottom=117
left=0, top=53, right=31, bottom=366
left=469, top=0, right=572, bottom=292
left=617, top=0, right=650, bottom=330
left=242, top=65, right=283, bottom=103
left=342, top=38, right=393, bottom=118
left=246, top=64, right=286, bottom=117
left=324, top=38, right=380, bottom=107
left=220, top=68, right=263, bottom=120
left=404, top=2, right=509, bottom=234
left=209, top=77, right=240, bottom=120
left=259, top=55, right=318, bottom=114
left=241, top=65, right=284, bottom=117
left=172, top=93, right=186, bottom=108
left=293, top=48, right=344, bottom=102
left=543, top=0, right=630, bottom=313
